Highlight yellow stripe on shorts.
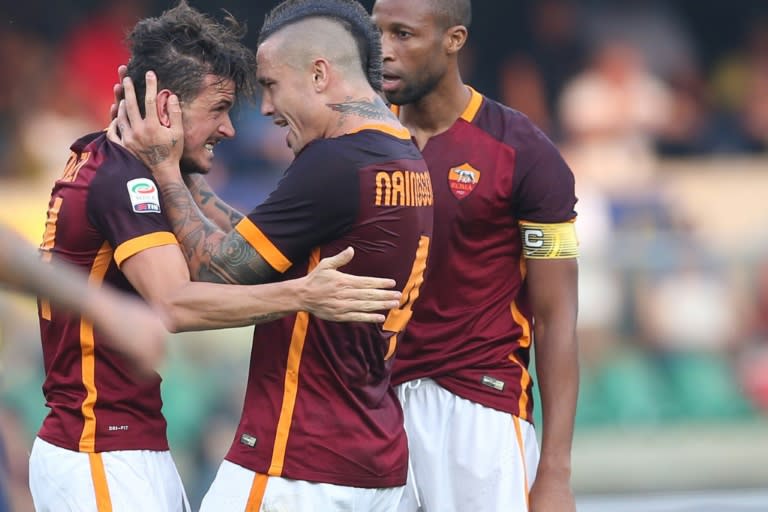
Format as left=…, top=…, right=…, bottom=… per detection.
left=519, top=220, right=579, bottom=259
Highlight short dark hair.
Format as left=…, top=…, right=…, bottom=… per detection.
left=430, top=0, right=472, bottom=30
left=258, top=0, right=382, bottom=91
left=125, top=0, right=256, bottom=115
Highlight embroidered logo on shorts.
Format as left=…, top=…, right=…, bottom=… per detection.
left=481, top=375, right=505, bottom=391
left=126, top=178, right=161, bottom=213
left=448, top=163, right=481, bottom=199
left=240, top=433, right=258, bottom=448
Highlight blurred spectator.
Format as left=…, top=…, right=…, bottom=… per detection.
left=498, top=0, right=586, bottom=139
left=748, top=256, right=768, bottom=343
left=633, top=234, right=753, bottom=420
left=57, top=0, right=149, bottom=127
left=498, top=54, right=551, bottom=134
left=580, top=0, right=696, bottom=83
left=558, top=39, right=674, bottom=198
left=636, top=252, right=744, bottom=354
left=740, top=346, right=768, bottom=412
left=13, top=1, right=150, bottom=183
left=711, top=16, right=768, bottom=153
left=0, top=29, right=50, bottom=179
left=655, top=63, right=721, bottom=156
left=16, top=81, right=94, bottom=182
left=572, top=0, right=724, bottom=157
left=739, top=255, right=768, bottom=411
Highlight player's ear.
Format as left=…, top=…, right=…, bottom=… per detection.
left=312, top=59, right=330, bottom=92
left=444, top=25, right=468, bottom=55
left=156, top=89, right=174, bottom=127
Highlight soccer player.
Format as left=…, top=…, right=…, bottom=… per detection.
left=28, top=3, right=404, bottom=512
left=113, top=0, right=433, bottom=509
left=0, top=224, right=167, bottom=512
left=372, top=0, right=580, bottom=511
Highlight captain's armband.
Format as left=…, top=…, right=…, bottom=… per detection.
left=519, top=220, right=579, bottom=259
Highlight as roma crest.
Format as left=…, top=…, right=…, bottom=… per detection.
left=448, top=163, right=480, bottom=199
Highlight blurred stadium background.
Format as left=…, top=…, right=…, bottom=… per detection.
left=1, top=0, right=767, bottom=510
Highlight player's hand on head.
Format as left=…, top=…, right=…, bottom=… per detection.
left=111, top=70, right=184, bottom=174
left=109, top=64, right=129, bottom=121
left=301, top=247, right=402, bottom=323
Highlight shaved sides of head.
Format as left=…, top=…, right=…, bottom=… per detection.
left=268, top=18, right=365, bottom=80
left=259, top=0, right=382, bottom=90
left=429, top=0, right=472, bottom=29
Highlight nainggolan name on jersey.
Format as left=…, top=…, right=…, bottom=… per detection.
left=375, top=170, right=434, bottom=207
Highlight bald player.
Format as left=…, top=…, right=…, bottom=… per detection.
left=114, top=0, right=433, bottom=510
left=372, top=0, right=580, bottom=511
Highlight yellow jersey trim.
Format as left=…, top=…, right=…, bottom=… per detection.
left=114, top=232, right=178, bottom=267
left=235, top=218, right=292, bottom=274
left=347, top=123, right=411, bottom=140
left=460, top=86, right=483, bottom=122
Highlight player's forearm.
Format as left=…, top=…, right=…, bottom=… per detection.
left=154, top=173, right=232, bottom=279
left=183, top=174, right=244, bottom=232
left=0, top=229, right=48, bottom=292
left=525, top=257, right=579, bottom=476
left=157, top=279, right=303, bottom=332
left=533, top=318, right=578, bottom=474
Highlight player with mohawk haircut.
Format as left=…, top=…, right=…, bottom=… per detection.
left=29, top=1, right=407, bottom=510
left=113, top=0, right=433, bottom=510
left=258, top=0, right=384, bottom=91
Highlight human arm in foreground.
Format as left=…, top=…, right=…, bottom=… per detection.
left=527, top=257, right=579, bottom=512
left=0, top=224, right=167, bottom=374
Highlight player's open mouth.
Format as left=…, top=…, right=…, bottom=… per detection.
left=274, top=119, right=288, bottom=128
left=382, top=73, right=401, bottom=91
left=204, top=142, right=215, bottom=153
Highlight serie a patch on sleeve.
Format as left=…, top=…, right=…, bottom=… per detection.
left=519, top=220, right=579, bottom=259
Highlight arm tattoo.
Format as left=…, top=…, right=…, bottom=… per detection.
left=216, top=200, right=245, bottom=227
left=251, top=312, right=284, bottom=324
left=198, top=188, right=214, bottom=205
left=184, top=174, right=245, bottom=231
left=139, top=138, right=178, bottom=166
left=159, top=181, right=277, bottom=285
left=209, top=231, right=279, bottom=285
left=327, top=95, right=396, bottom=124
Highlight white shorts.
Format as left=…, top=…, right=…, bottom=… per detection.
left=28, top=437, right=190, bottom=512
left=200, top=459, right=404, bottom=512
left=396, top=378, right=539, bottom=512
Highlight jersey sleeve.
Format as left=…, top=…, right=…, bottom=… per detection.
left=87, top=149, right=177, bottom=267
left=511, top=124, right=577, bottom=223
left=234, top=139, right=360, bottom=273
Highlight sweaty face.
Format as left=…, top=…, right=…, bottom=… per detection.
left=372, top=0, right=447, bottom=106
left=256, top=38, right=319, bottom=155
left=179, top=75, right=236, bottom=174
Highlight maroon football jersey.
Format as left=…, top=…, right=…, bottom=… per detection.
left=392, top=88, right=577, bottom=422
left=37, top=132, right=177, bottom=453
left=226, top=125, right=433, bottom=488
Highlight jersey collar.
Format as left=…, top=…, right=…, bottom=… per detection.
left=388, top=85, right=483, bottom=124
